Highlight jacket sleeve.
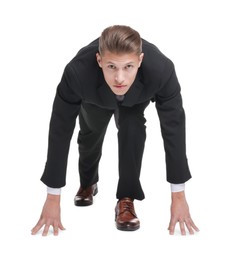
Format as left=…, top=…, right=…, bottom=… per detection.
left=41, top=64, right=82, bottom=188
left=155, top=60, right=191, bottom=184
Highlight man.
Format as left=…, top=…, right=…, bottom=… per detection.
left=31, top=25, right=199, bottom=236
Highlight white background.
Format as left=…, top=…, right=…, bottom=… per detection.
left=1, top=0, right=227, bottom=259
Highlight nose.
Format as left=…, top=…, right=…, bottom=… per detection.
left=115, top=70, right=124, bottom=84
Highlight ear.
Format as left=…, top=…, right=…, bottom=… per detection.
left=96, top=53, right=102, bottom=68
left=138, top=53, right=144, bottom=67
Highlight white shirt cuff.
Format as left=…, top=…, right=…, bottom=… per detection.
left=170, top=183, right=185, bottom=192
left=47, top=186, right=61, bottom=195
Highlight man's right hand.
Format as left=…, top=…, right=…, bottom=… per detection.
left=31, top=194, right=65, bottom=236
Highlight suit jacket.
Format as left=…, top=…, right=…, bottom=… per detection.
left=41, top=38, right=191, bottom=188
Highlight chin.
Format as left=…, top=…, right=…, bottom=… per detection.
left=112, top=88, right=129, bottom=95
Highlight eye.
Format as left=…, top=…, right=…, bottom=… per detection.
left=107, top=64, right=116, bottom=69
left=125, top=64, right=134, bottom=69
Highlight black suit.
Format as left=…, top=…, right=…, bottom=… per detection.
left=41, top=38, right=191, bottom=200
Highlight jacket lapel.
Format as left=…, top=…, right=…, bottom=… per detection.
left=121, top=76, right=144, bottom=107
left=97, top=82, right=118, bottom=110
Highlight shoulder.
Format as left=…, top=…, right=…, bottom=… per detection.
left=142, top=39, right=174, bottom=71
left=138, top=39, right=176, bottom=93
left=60, top=38, right=100, bottom=84
left=66, top=38, right=99, bottom=72
left=61, top=38, right=101, bottom=89
left=75, top=38, right=99, bottom=60
left=140, top=39, right=175, bottom=86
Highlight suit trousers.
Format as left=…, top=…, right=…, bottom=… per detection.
left=77, top=101, right=150, bottom=200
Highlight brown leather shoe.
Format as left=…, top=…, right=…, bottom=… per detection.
left=74, top=183, right=98, bottom=206
left=115, top=197, right=140, bottom=231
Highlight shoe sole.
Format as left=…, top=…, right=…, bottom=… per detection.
left=116, top=224, right=140, bottom=231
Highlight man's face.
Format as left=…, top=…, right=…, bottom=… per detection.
left=96, top=51, right=144, bottom=95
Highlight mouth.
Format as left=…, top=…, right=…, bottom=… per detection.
left=114, top=85, right=127, bottom=89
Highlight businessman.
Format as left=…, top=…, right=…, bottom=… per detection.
left=32, top=25, right=199, bottom=235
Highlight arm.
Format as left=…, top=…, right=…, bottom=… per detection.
left=32, top=64, right=81, bottom=235
left=41, top=64, right=82, bottom=188
left=155, top=60, right=191, bottom=183
left=155, top=60, right=198, bottom=234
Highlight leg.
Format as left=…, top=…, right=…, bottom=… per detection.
left=77, top=103, right=113, bottom=188
left=116, top=101, right=149, bottom=200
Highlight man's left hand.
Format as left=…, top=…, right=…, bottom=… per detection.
left=168, top=191, right=199, bottom=235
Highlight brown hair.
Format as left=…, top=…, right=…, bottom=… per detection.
left=98, top=25, right=142, bottom=56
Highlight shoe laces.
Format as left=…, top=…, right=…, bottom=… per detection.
left=120, top=199, right=137, bottom=217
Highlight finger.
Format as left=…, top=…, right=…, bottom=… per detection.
left=53, top=225, right=59, bottom=236
left=31, top=219, right=45, bottom=235
left=185, top=219, right=194, bottom=235
left=59, top=222, right=66, bottom=231
left=187, top=218, right=200, bottom=233
left=42, top=224, right=50, bottom=236
left=186, top=224, right=194, bottom=235
left=31, top=225, right=40, bottom=235
left=168, top=219, right=177, bottom=235
left=179, top=221, right=186, bottom=236
left=190, top=219, right=200, bottom=232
